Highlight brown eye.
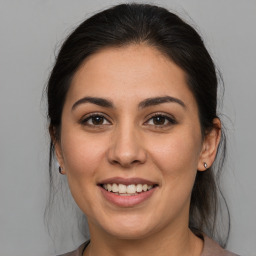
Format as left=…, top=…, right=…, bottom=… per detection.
left=145, top=114, right=177, bottom=127
left=81, top=114, right=111, bottom=126
left=152, top=116, right=166, bottom=125
left=91, top=116, right=104, bottom=125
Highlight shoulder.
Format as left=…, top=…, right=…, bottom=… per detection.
left=56, top=241, right=89, bottom=256
left=202, top=235, right=239, bottom=256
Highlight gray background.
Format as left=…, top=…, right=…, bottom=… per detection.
left=0, top=0, right=255, bottom=255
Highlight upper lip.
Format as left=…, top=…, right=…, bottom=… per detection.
left=98, top=177, right=157, bottom=186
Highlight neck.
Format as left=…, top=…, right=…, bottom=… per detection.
left=84, top=224, right=203, bottom=256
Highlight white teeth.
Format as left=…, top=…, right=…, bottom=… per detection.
left=102, top=183, right=154, bottom=194
left=136, top=184, right=142, bottom=192
left=112, top=183, right=118, bottom=192
left=126, top=184, right=136, bottom=193
left=107, top=184, right=112, bottom=192
left=142, top=184, right=148, bottom=192
left=118, top=184, right=127, bottom=193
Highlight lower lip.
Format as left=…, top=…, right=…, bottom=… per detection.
left=99, top=186, right=157, bottom=207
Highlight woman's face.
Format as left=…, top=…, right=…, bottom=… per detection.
left=55, top=44, right=218, bottom=239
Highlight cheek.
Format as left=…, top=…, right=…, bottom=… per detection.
left=59, top=130, right=109, bottom=214
left=145, top=127, right=202, bottom=204
left=147, top=131, right=202, bottom=174
left=145, top=131, right=202, bottom=216
left=60, top=129, right=107, bottom=178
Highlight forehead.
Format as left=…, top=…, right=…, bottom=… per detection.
left=67, top=44, right=197, bottom=109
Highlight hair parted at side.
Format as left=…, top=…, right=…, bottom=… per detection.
left=47, top=3, right=229, bottom=246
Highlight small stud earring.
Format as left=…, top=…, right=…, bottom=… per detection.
left=204, top=162, right=208, bottom=169
left=59, top=166, right=63, bottom=174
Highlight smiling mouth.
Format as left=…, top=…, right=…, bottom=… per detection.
left=100, top=183, right=158, bottom=196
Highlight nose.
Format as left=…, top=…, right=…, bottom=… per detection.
left=107, top=124, right=147, bottom=168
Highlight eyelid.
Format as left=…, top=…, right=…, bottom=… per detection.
left=79, top=112, right=176, bottom=127
left=144, top=112, right=177, bottom=126
left=80, top=112, right=112, bottom=125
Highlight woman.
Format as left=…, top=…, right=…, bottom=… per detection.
left=47, top=3, right=239, bottom=256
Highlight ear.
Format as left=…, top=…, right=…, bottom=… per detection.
left=197, top=118, right=221, bottom=171
left=49, top=126, right=66, bottom=175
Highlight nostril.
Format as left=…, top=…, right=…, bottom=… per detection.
left=109, top=158, right=143, bottom=168
left=111, top=160, right=120, bottom=165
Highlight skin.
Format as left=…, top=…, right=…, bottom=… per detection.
left=54, top=44, right=221, bottom=256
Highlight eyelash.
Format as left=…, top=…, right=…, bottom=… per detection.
left=145, top=113, right=177, bottom=128
left=80, top=113, right=177, bottom=128
left=80, top=113, right=111, bottom=127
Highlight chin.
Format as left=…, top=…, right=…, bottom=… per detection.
left=97, top=214, right=158, bottom=240
left=106, top=226, right=153, bottom=240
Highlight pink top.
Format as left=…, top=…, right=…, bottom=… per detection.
left=58, top=236, right=239, bottom=256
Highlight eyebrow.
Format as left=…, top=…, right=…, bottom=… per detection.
left=138, top=96, right=186, bottom=109
left=72, top=95, right=185, bottom=111
left=72, top=97, right=114, bottom=110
